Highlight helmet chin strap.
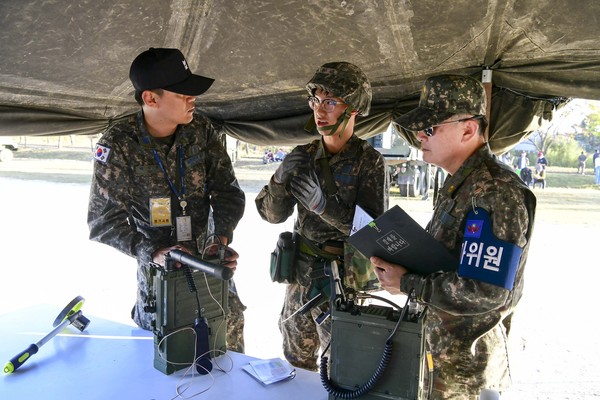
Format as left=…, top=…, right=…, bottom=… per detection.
left=312, top=109, right=353, bottom=137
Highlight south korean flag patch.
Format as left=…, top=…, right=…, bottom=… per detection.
left=94, top=144, right=112, bottom=164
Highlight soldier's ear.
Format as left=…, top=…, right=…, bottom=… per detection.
left=141, top=90, right=159, bottom=108
left=461, top=119, right=480, bottom=143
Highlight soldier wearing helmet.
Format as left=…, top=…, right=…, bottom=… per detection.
left=304, top=61, right=372, bottom=137
left=255, top=62, right=389, bottom=371
left=371, top=74, right=537, bottom=398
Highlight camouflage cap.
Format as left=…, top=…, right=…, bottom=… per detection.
left=397, top=74, right=487, bottom=132
left=306, top=61, right=372, bottom=116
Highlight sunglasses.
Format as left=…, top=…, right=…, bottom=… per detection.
left=423, top=116, right=483, bottom=137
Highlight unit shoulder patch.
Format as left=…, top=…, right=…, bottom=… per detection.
left=458, top=207, right=523, bottom=290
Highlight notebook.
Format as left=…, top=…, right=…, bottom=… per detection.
left=348, top=205, right=457, bottom=274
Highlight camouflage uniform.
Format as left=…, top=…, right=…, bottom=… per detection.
left=397, top=75, right=537, bottom=399
left=88, top=111, right=247, bottom=352
left=255, top=135, right=389, bottom=370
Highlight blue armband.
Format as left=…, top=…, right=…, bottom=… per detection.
left=458, top=208, right=522, bottom=290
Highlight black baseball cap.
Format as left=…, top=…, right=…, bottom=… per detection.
left=129, top=48, right=214, bottom=96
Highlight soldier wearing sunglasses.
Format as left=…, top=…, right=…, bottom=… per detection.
left=371, top=75, right=537, bottom=399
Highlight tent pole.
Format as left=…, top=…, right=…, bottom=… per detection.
left=481, top=69, right=493, bottom=143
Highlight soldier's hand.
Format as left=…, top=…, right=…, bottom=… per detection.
left=273, top=150, right=311, bottom=184
left=289, top=169, right=326, bottom=215
left=370, top=256, right=408, bottom=295
left=203, top=243, right=239, bottom=271
left=151, top=244, right=191, bottom=268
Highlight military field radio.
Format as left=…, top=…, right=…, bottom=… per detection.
left=320, top=261, right=429, bottom=400
left=148, top=249, right=232, bottom=375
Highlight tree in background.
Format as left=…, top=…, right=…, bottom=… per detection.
left=523, top=99, right=599, bottom=168
left=546, top=136, right=585, bottom=168
left=579, top=102, right=600, bottom=152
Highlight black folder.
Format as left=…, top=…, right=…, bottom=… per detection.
left=348, top=205, right=458, bottom=275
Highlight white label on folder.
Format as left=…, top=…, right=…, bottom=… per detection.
left=350, top=205, right=373, bottom=236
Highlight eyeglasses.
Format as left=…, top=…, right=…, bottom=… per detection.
left=307, top=96, right=345, bottom=113
left=422, top=116, right=483, bottom=137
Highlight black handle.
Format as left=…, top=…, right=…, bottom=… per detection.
left=167, top=250, right=234, bottom=280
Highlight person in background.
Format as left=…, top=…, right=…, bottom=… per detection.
left=87, top=47, right=247, bottom=352
left=536, top=151, right=548, bottom=170
left=520, top=165, right=533, bottom=187
left=255, top=61, right=388, bottom=371
left=372, top=74, right=536, bottom=399
left=594, top=150, right=600, bottom=184
left=533, top=164, right=547, bottom=189
left=275, top=148, right=287, bottom=161
left=578, top=151, right=587, bottom=174
left=535, top=151, right=548, bottom=188
left=513, top=163, right=521, bottom=177
left=518, top=150, right=529, bottom=169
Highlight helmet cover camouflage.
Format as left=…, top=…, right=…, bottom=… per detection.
left=397, top=74, right=487, bottom=132
left=306, top=61, right=372, bottom=116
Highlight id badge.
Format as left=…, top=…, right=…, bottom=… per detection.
left=176, top=216, right=192, bottom=242
left=150, top=197, right=172, bottom=227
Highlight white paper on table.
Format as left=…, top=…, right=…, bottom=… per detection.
left=242, top=358, right=296, bottom=385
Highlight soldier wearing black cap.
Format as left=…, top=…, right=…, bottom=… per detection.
left=87, top=48, right=247, bottom=351
left=371, top=74, right=536, bottom=399
left=255, top=62, right=389, bottom=371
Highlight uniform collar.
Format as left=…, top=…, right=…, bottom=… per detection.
left=314, top=134, right=361, bottom=162
left=440, top=144, right=492, bottom=198
left=135, top=111, right=193, bottom=148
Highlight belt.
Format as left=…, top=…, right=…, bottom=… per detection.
left=322, top=244, right=344, bottom=256
left=298, top=237, right=344, bottom=259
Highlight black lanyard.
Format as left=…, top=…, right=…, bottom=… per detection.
left=152, top=144, right=187, bottom=213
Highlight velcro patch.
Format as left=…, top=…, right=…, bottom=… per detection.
left=458, top=207, right=523, bottom=290
left=94, top=144, right=112, bottom=164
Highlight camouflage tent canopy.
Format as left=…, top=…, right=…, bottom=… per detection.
left=1, top=0, right=599, bottom=154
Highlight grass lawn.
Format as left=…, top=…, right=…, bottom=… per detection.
left=544, top=166, right=599, bottom=189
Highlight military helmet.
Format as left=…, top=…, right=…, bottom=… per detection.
left=306, top=61, right=372, bottom=116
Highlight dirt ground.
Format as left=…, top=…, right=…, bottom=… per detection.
left=1, top=154, right=599, bottom=399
